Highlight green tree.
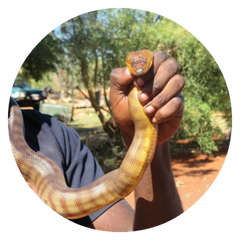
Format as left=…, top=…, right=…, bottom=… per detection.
left=55, top=10, right=164, bottom=137
left=20, top=33, right=62, bottom=81
left=156, top=18, right=231, bottom=153
left=21, top=9, right=231, bottom=155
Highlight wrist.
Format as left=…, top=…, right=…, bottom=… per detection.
left=135, top=140, right=172, bottom=195
left=133, top=139, right=183, bottom=230
left=152, top=140, right=171, bottom=167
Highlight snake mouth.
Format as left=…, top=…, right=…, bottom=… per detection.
left=130, top=59, right=148, bottom=76
left=135, top=68, right=145, bottom=75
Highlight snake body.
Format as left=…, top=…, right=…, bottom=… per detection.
left=8, top=50, right=158, bottom=219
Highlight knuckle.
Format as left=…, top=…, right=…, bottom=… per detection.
left=110, top=68, right=118, bottom=81
left=166, top=58, right=179, bottom=72
left=152, top=81, right=163, bottom=92
left=173, top=95, right=183, bottom=106
left=153, top=51, right=168, bottom=62
left=153, top=108, right=170, bottom=123
left=174, top=74, right=185, bottom=89
left=155, top=94, right=167, bottom=107
left=157, top=110, right=168, bottom=121
left=172, top=95, right=184, bottom=111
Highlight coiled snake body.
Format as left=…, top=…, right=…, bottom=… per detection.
left=8, top=50, right=158, bottom=219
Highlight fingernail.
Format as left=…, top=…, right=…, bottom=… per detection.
left=145, top=105, right=155, bottom=114
left=140, top=92, right=149, bottom=101
left=136, top=78, right=144, bottom=86
left=152, top=117, right=158, bottom=124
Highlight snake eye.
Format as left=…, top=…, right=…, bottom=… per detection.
left=131, top=59, right=147, bottom=68
left=130, top=58, right=149, bottom=76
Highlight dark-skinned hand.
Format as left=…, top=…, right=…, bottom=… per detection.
left=110, top=50, right=185, bottom=147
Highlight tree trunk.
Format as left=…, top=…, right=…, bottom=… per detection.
left=88, top=89, right=118, bottom=138
left=79, top=54, right=118, bottom=139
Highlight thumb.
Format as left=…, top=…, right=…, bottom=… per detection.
left=110, top=66, right=135, bottom=96
left=110, top=67, right=136, bottom=145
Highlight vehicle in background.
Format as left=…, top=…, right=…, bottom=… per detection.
left=11, top=77, right=47, bottom=110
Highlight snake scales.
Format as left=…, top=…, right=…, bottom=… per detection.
left=8, top=50, right=158, bottom=219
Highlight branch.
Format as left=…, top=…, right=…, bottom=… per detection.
left=75, top=86, right=90, bottom=99
left=75, top=86, right=111, bottom=113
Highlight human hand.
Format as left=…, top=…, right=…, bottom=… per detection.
left=110, top=51, right=185, bottom=147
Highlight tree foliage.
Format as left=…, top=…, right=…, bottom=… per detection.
left=20, top=9, right=231, bottom=155
left=21, top=33, right=61, bottom=81
left=156, top=18, right=231, bottom=153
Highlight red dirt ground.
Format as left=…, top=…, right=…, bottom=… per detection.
left=125, top=142, right=228, bottom=211
left=72, top=106, right=230, bottom=212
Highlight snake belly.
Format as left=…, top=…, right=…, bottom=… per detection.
left=8, top=49, right=158, bottom=219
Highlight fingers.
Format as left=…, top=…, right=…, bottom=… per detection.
left=152, top=94, right=184, bottom=124
left=110, top=50, right=185, bottom=126
left=110, top=51, right=168, bottom=92
left=110, top=67, right=134, bottom=90
left=143, top=73, right=185, bottom=124
left=134, top=51, right=168, bottom=86
left=138, top=58, right=180, bottom=103
left=110, top=67, right=135, bottom=113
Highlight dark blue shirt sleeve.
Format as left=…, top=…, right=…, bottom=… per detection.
left=22, top=109, right=117, bottom=226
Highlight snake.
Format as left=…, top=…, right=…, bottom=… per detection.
left=8, top=49, right=158, bottom=219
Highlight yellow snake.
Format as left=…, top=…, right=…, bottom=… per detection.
left=8, top=49, right=158, bottom=219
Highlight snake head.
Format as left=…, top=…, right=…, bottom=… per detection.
left=126, top=49, right=154, bottom=76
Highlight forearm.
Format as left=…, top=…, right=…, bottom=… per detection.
left=133, top=140, right=183, bottom=230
